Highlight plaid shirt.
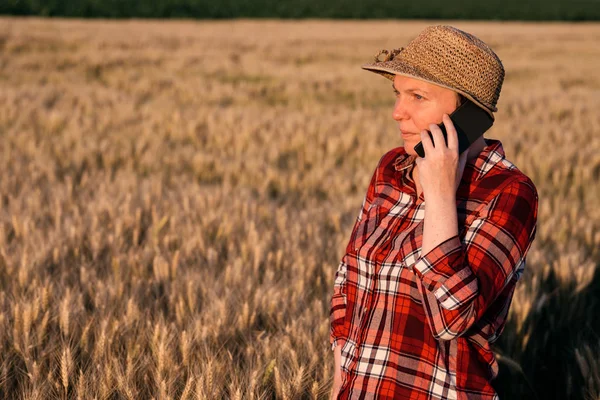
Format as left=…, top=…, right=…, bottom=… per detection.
left=329, top=138, right=538, bottom=400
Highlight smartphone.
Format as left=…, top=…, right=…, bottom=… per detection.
left=413, top=98, right=494, bottom=158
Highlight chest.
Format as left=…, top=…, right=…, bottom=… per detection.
left=350, top=186, right=479, bottom=275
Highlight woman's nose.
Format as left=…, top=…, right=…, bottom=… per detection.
left=392, top=98, right=410, bottom=121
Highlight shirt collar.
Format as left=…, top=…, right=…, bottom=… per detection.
left=393, top=138, right=506, bottom=182
left=465, top=138, right=507, bottom=181
left=393, top=152, right=417, bottom=172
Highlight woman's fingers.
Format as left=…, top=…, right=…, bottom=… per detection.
left=419, top=129, right=435, bottom=156
left=331, top=387, right=339, bottom=400
left=427, top=123, right=446, bottom=151
left=420, top=114, right=459, bottom=157
left=443, top=114, right=459, bottom=151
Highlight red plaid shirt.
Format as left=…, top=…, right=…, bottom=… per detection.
left=329, top=138, right=538, bottom=399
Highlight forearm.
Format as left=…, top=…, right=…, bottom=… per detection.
left=415, top=195, right=475, bottom=340
left=421, top=196, right=458, bottom=256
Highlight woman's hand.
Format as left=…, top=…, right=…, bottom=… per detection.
left=416, top=113, right=469, bottom=255
left=414, top=113, right=470, bottom=202
left=331, top=345, right=343, bottom=399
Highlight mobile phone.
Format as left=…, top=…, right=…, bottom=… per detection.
left=413, top=98, right=494, bottom=158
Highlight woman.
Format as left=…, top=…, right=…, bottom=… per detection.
left=329, top=25, right=538, bottom=399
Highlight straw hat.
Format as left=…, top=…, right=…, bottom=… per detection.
left=361, top=25, right=504, bottom=120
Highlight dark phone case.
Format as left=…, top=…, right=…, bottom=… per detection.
left=413, top=99, right=494, bottom=158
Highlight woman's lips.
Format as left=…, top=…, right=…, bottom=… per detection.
left=401, top=131, right=419, bottom=139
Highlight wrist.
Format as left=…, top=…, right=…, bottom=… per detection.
left=425, top=193, right=456, bottom=207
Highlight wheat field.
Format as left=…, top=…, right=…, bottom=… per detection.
left=0, top=17, right=599, bottom=399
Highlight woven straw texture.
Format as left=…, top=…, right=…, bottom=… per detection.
left=361, top=25, right=505, bottom=119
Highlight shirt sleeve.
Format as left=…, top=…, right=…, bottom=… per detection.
left=329, top=160, right=380, bottom=351
left=411, top=177, right=538, bottom=341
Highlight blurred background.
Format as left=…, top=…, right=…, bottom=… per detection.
left=0, top=2, right=599, bottom=400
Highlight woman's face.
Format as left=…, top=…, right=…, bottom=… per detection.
left=392, top=74, right=461, bottom=156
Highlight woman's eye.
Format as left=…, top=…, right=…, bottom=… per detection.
left=393, top=91, right=423, bottom=100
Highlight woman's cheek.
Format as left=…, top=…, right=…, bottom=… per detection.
left=413, top=105, right=438, bottom=130
left=412, top=113, right=429, bottom=132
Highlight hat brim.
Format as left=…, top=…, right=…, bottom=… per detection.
left=361, top=62, right=497, bottom=121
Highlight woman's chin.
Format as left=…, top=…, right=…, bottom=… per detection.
left=402, top=141, right=418, bottom=155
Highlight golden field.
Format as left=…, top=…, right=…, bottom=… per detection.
left=0, top=17, right=599, bottom=399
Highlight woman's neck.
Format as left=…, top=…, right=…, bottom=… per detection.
left=466, top=136, right=487, bottom=162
